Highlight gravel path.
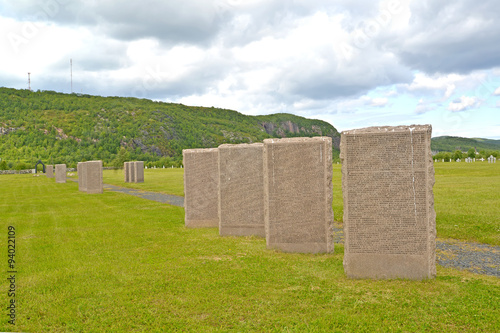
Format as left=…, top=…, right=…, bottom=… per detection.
left=103, top=183, right=499, bottom=277
left=104, top=183, right=184, bottom=207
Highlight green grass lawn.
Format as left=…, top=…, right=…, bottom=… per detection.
left=103, top=168, right=185, bottom=197
left=102, top=162, right=500, bottom=245
left=0, top=173, right=499, bottom=332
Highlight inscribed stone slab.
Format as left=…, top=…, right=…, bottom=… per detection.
left=134, top=161, right=144, bottom=183
left=124, top=162, right=130, bottom=182
left=46, top=164, right=54, bottom=178
left=218, top=143, right=265, bottom=237
left=77, top=162, right=88, bottom=192
left=263, top=137, right=334, bottom=253
left=183, top=148, right=219, bottom=228
left=55, top=164, right=66, bottom=183
left=86, top=160, right=103, bottom=194
left=341, top=125, right=436, bottom=280
left=128, top=161, right=136, bottom=183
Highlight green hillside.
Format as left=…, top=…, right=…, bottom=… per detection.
left=0, top=87, right=339, bottom=169
left=431, top=136, right=500, bottom=152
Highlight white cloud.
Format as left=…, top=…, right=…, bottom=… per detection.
left=494, top=87, right=500, bottom=95
left=404, top=73, right=465, bottom=99
left=370, top=97, right=389, bottom=107
left=448, top=96, right=479, bottom=112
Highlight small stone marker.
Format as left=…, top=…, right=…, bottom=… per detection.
left=124, top=162, right=130, bottom=182
left=341, top=125, right=436, bottom=280
left=218, top=143, right=265, bottom=237
left=85, top=160, right=103, bottom=194
left=128, top=161, right=136, bottom=183
left=46, top=164, right=54, bottom=178
left=183, top=148, right=219, bottom=228
left=134, top=161, right=144, bottom=183
left=263, top=137, right=334, bottom=253
left=55, top=164, right=67, bottom=183
left=77, top=162, right=88, bottom=192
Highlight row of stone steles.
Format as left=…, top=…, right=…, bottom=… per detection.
left=45, top=164, right=67, bottom=183
left=183, top=136, right=335, bottom=254
left=45, top=162, right=104, bottom=194
left=77, top=161, right=104, bottom=194
left=124, top=161, right=144, bottom=183
left=183, top=125, right=436, bottom=280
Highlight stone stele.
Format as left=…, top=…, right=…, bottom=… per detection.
left=85, top=160, right=103, bottom=194
left=218, top=143, right=265, bottom=237
left=124, top=162, right=130, bottom=183
left=128, top=161, right=136, bottom=183
left=183, top=148, right=219, bottom=228
left=77, top=162, right=88, bottom=192
left=341, top=125, right=436, bottom=280
left=134, top=161, right=144, bottom=183
left=46, top=164, right=54, bottom=178
left=55, top=164, right=67, bottom=183
left=263, top=137, right=334, bottom=253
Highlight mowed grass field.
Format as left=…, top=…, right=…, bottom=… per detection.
left=104, top=162, right=500, bottom=245
left=0, top=162, right=499, bottom=332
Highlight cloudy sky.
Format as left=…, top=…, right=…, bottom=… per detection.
left=1, top=0, right=499, bottom=138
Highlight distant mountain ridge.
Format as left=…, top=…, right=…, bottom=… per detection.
left=431, top=136, right=500, bottom=152
left=0, top=87, right=340, bottom=168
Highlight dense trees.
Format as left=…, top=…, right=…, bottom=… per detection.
left=0, top=88, right=340, bottom=169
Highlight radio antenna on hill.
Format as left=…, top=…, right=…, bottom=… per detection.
left=28, top=72, right=31, bottom=91
left=70, top=58, right=73, bottom=93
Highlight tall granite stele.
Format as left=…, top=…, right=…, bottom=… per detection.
left=341, top=125, right=436, bottom=280
left=218, top=143, right=265, bottom=237
left=263, top=137, right=334, bottom=253
left=134, top=161, right=144, bottom=183
left=46, top=164, right=54, bottom=178
left=124, top=162, right=130, bottom=182
left=183, top=148, right=219, bottom=228
left=55, top=164, right=66, bottom=183
left=77, top=162, right=88, bottom=192
left=85, top=160, right=103, bottom=194
left=128, top=161, right=136, bottom=183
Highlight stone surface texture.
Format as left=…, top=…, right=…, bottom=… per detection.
left=263, top=137, right=334, bottom=253
left=134, top=161, right=144, bottom=183
left=124, top=162, right=130, bottom=182
left=341, top=125, right=436, bottom=280
left=55, top=164, right=66, bottom=183
left=183, top=148, right=219, bottom=228
left=46, top=164, right=54, bottom=178
left=85, top=160, right=103, bottom=194
left=77, top=162, right=87, bottom=192
left=218, top=143, right=265, bottom=237
left=128, top=161, right=136, bottom=183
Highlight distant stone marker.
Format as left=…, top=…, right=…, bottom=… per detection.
left=124, top=162, right=130, bottom=182
left=46, top=164, right=54, bottom=178
left=263, top=137, right=334, bottom=253
left=77, top=162, right=87, bottom=192
left=85, top=160, right=103, bottom=194
left=124, top=161, right=144, bottom=183
left=128, top=161, right=136, bottom=183
left=183, top=148, right=219, bottom=228
left=218, top=143, right=265, bottom=237
left=134, top=161, right=144, bottom=183
left=341, top=125, right=436, bottom=280
left=55, top=164, right=66, bottom=183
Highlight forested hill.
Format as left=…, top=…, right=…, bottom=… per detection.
left=0, top=87, right=339, bottom=169
left=431, top=136, right=500, bottom=152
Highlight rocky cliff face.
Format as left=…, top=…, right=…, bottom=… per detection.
left=260, top=120, right=339, bottom=149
